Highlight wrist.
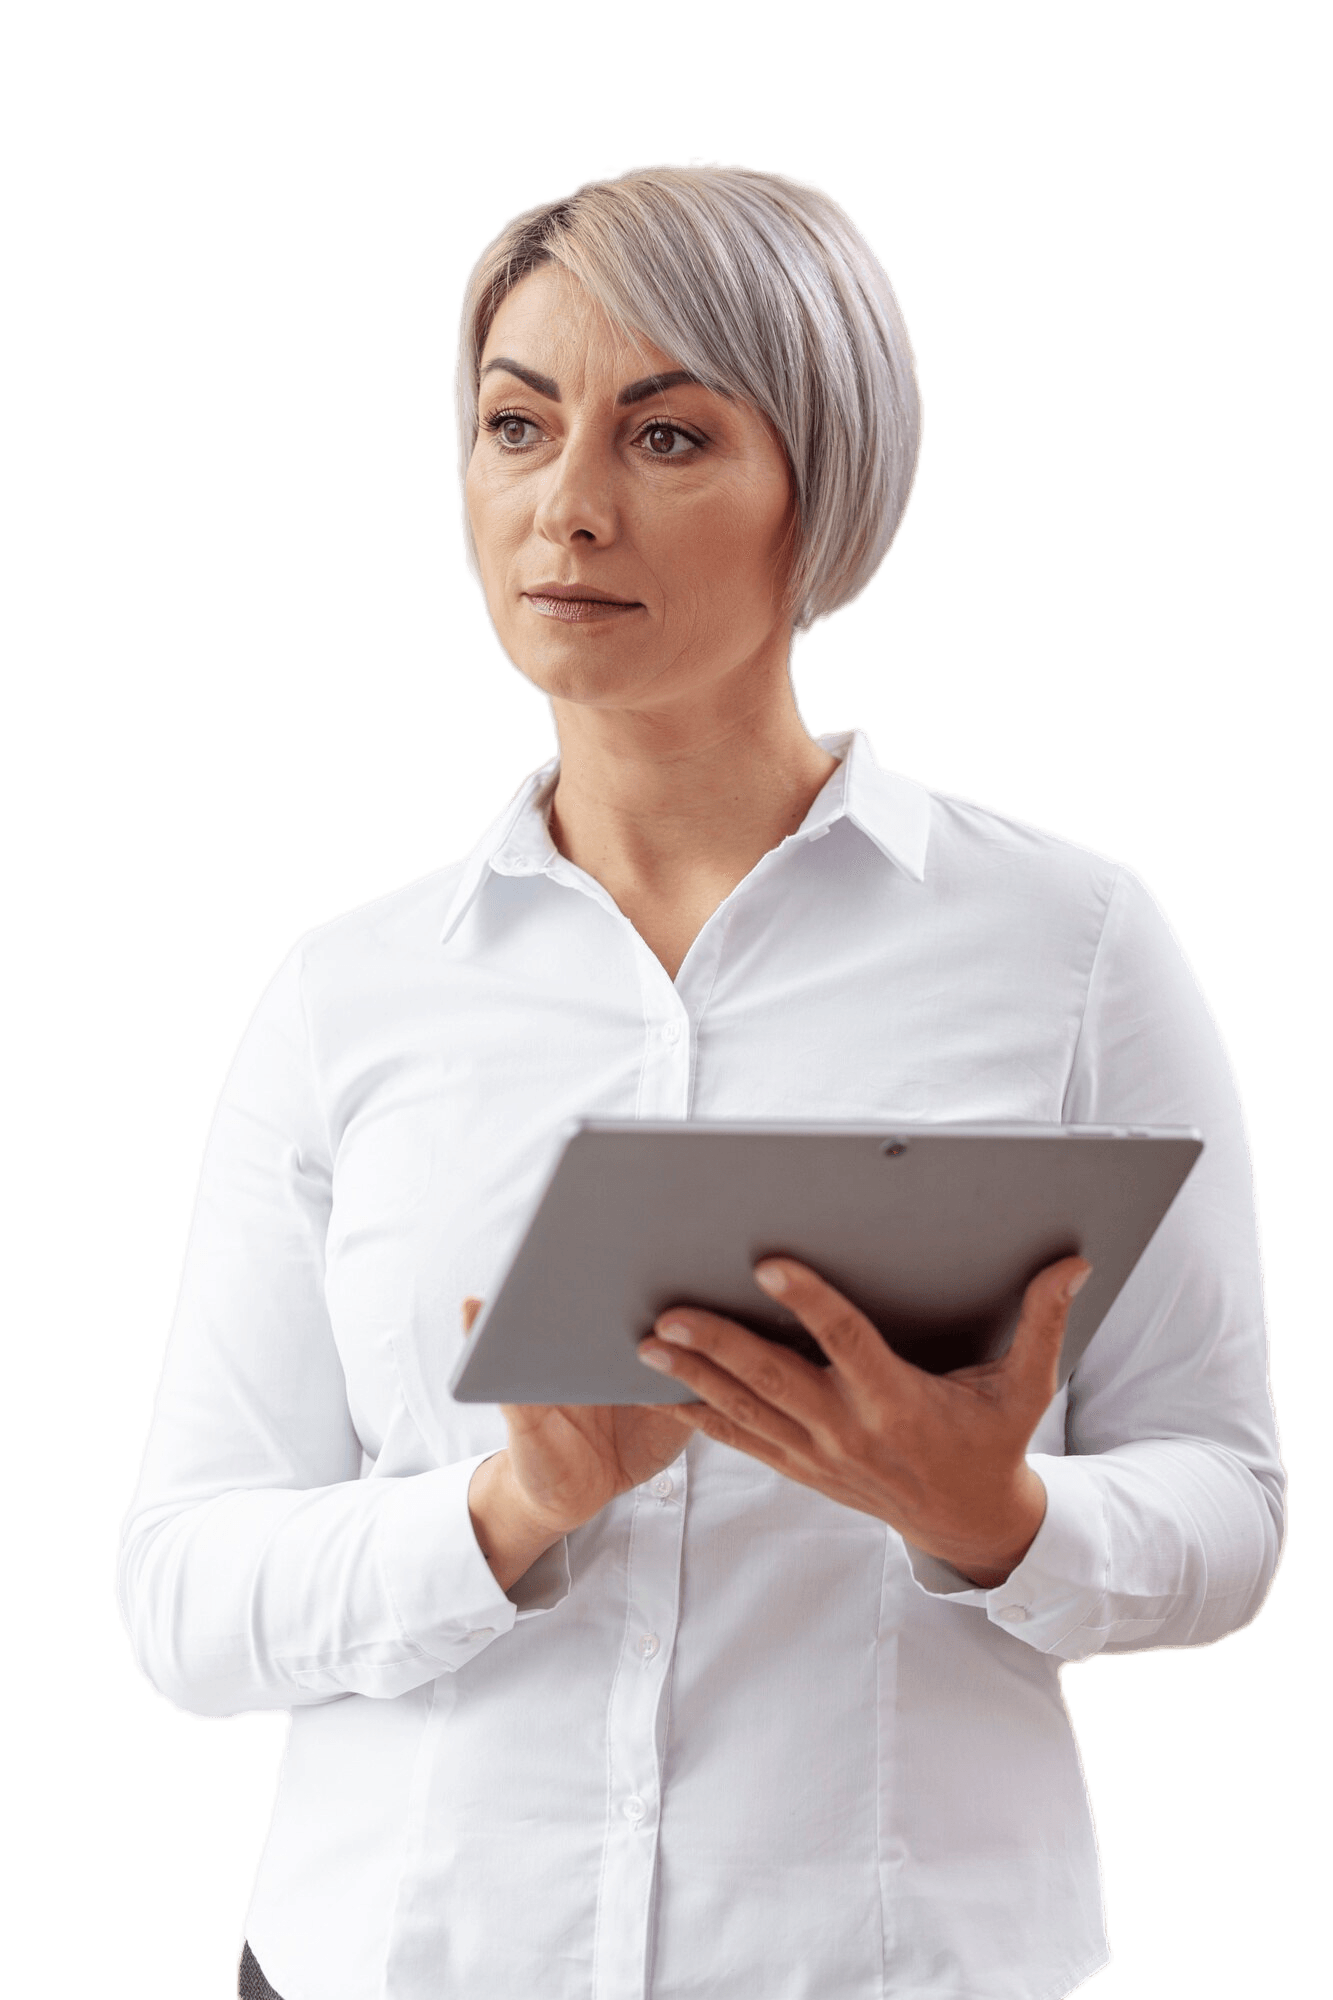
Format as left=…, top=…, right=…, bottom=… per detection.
left=468, top=1451, right=567, bottom=1594
left=932, top=1468, right=1048, bottom=1590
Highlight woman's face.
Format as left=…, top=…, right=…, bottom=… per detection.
left=466, top=263, right=796, bottom=717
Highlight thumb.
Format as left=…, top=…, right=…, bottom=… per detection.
left=1005, top=1257, right=1091, bottom=1400
left=461, top=1296, right=484, bottom=1336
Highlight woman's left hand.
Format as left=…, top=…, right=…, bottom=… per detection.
left=637, top=1253, right=1091, bottom=1588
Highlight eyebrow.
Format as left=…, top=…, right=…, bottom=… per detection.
left=479, top=359, right=719, bottom=408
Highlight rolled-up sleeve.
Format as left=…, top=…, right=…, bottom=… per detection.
left=904, top=866, right=1286, bottom=1657
left=116, top=944, right=569, bottom=1717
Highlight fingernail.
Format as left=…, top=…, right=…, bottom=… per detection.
left=754, top=1262, right=788, bottom=1295
left=655, top=1319, right=693, bottom=1346
left=1064, top=1266, right=1092, bottom=1301
left=639, top=1345, right=675, bottom=1372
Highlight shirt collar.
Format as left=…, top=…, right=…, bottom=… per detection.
left=438, top=729, right=929, bottom=945
left=437, top=757, right=560, bottom=945
left=804, top=730, right=931, bottom=881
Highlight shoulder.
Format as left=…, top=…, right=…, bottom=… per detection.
left=923, top=784, right=1125, bottom=918
left=282, top=855, right=472, bottom=1004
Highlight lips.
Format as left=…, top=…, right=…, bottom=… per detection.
left=528, top=583, right=639, bottom=604
left=523, top=583, right=644, bottom=624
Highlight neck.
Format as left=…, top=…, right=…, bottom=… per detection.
left=544, top=651, right=839, bottom=977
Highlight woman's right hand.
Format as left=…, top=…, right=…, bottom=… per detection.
left=461, top=1298, right=692, bottom=1586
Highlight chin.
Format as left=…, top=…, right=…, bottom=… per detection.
left=510, top=636, right=662, bottom=708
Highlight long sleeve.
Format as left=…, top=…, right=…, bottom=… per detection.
left=117, top=744, right=1282, bottom=1992
left=116, top=943, right=568, bottom=1718
left=905, top=866, right=1287, bottom=1658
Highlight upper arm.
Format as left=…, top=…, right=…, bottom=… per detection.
left=1060, top=869, right=1283, bottom=1523
left=130, top=941, right=359, bottom=1527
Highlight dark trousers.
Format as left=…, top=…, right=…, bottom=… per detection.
left=238, top=1941, right=285, bottom=1999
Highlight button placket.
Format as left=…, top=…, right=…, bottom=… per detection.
left=631, top=940, right=692, bottom=1123
left=592, top=1454, right=688, bottom=2000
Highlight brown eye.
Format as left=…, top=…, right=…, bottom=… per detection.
left=486, top=410, right=539, bottom=450
left=638, top=421, right=700, bottom=459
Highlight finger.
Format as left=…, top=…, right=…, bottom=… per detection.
left=752, top=1259, right=913, bottom=1395
left=640, top=1362, right=808, bottom=1470
left=651, top=1305, right=827, bottom=1404
left=1004, top=1257, right=1091, bottom=1397
left=638, top=1318, right=818, bottom=1458
left=461, top=1296, right=484, bottom=1336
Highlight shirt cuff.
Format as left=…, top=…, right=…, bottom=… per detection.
left=901, top=1454, right=1109, bottom=1657
left=376, top=1451, right=572, bottom=1672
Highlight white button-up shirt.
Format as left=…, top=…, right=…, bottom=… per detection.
left=118, top=730, right=1285, bottom=2000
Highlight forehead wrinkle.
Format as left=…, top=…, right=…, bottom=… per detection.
left=480, top=264, right=736, bottom=420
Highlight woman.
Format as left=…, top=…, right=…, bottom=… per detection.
left=119, top=167, right=1285, bottom=2000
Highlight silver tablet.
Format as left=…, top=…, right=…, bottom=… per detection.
left=448, top=1121, right=1203, bottom=1405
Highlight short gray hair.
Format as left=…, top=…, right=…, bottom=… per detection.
left=457, top=165, right=921, bottom=630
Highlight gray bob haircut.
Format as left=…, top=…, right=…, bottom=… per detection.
left=457, top=165, right=921, bottom=630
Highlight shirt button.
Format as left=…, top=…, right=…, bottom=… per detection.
left=997, top=1604, right=1029, bottom=1623
left=650, top=1473, right=674, bottom=1499
left=470, top=1627, right=496, bottom=1640
left=622, top=1795, right=647, bottom=1824
left=637, top=1632, right=660, bottom=1661
left=661, top=1021, right=681, bottom=1043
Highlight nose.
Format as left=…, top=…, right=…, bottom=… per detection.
left=532, top=425, right=619, bottom=548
